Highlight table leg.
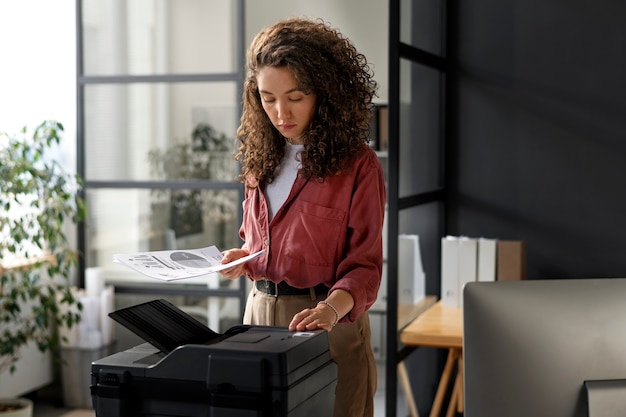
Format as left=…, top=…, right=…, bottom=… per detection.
left=456, top=355, right=464, bottom=413
left=445, top=373, right=460, bottom=417
left=445, top=357, right=467, bottom=417
left=398, top=362, right=420, bottom=417
left=429, top=349, right=458, bottom=417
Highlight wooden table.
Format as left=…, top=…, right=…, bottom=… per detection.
left=394, top=296, right=437, bottom=417
left=400, top=301, right=463, bottom=417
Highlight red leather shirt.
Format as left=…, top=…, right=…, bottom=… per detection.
left=240, top=146, right=386, bottom=322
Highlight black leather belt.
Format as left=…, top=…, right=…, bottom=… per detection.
left=255, top=280, right=328, bottom=297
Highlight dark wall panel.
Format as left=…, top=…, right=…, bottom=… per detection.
left=450, top=0, right=626, bottom=278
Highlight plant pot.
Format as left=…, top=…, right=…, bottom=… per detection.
left=0, top=398, right=33, bottom=417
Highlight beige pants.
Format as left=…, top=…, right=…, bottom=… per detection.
left=243, top=286, right=376, bottom=417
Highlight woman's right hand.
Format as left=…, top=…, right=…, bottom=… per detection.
left=219, top=248, right=250, bottom=280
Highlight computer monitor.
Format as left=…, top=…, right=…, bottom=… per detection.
left=464, top=278, right=626, bottom=417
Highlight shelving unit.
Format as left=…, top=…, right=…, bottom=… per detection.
left=384, top=1, right=450, bottom=416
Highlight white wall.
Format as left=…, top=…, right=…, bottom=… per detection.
left=0, top=0, right=76, bottom=165
left=245, top=0, right=389, bottom=104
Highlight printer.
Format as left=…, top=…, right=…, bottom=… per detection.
left=91, top=299, right=337, bottom=417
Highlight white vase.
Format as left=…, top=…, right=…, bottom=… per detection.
left=0, top=398, right=33, bottom=417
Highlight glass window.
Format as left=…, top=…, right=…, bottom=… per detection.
left=82, top=0, right=239, bottom=75
left=400, top=0, right=444, bottom=57
left=78, top=0, right=246, bottom=319
left=85, top=187, right=242, bottom=277
left=399, top=58, right=444, bottom=197
left=84, top=82, right=239, bottom=182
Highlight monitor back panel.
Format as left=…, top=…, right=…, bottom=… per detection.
left=463, top=278, right=626, bottom=417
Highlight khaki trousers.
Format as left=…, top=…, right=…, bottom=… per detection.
left=243, top=286, right=377, bottom=417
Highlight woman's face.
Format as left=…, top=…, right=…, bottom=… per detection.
left=256, top=66, right=316, bottom=144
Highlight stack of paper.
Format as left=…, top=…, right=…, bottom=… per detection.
left=58, top=267, right=115, bottom=349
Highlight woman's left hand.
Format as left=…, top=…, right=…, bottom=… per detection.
left=288, top=289, right=354, bottom=332
left=289, top=303, right=338, bottom=332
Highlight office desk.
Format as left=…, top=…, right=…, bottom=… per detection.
left=400, top=301, right=463, bottom=417
left=393, top=296, right=438, bottom=417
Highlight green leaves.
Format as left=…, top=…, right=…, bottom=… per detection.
left=0, top=120, right=86, bottom=374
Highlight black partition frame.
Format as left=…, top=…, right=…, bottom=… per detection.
left=385, top=1, right=451, bottom=416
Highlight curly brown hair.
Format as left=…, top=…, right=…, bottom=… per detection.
left=234, top=17, right=378, bottom=186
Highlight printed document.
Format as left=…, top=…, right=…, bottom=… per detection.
left=113, top=246, right=264, bottom=281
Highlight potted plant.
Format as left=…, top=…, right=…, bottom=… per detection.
left=0, top=120, right=86, bottom=413
left=0, top=398, right=32, bottom=417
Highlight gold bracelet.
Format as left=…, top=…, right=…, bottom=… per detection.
left=317, top=300, right=339, bottom=327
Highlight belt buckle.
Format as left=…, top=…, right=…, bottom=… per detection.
left=263, top=279, right=278, bottom=297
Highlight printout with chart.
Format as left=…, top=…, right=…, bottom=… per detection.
left=113, top=246, right=264, bottom=281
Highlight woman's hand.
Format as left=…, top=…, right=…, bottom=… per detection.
left=219, top=248, right=250, bottom=280
left=289, top=303, right=337, bottom=332
left=289, top=289, right=354, bottom=332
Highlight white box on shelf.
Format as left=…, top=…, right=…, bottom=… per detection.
left=477, top=237, right=497, bottom=282
left=458, top=237, right=478, bottom=308
left=441, top=236, right=460, bottom=307
left=398, top=234, right=425, bottom=306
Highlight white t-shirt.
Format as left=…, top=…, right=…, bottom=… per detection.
left=264, top=143, right=304, bottom=220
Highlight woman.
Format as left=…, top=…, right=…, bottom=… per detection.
left=220, top=17, right=386, bottom=416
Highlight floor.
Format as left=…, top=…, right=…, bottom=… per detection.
left=34, top=396, right=407, bottom=417
left=34, top=396, right=405, bottom=417
left=31, top=364, right=410, bottom=417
